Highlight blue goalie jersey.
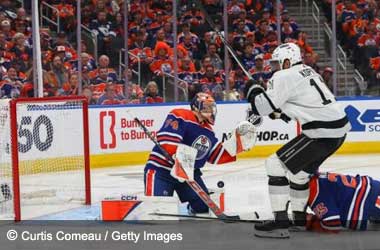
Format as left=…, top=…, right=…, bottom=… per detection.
left=145, top=108, right=235, bottom=171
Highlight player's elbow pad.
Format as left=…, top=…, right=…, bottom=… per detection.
left=246, top=84, right=276, bottom=116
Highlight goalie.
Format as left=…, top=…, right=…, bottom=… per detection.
left=144, top=92, right=256, bottom=214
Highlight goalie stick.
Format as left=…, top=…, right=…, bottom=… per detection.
left=126, top=111, right=240, bottom=222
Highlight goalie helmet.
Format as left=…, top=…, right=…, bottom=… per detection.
left=270, top=42, right=302, bottom=70
left=190, top=92, right=217, bottom=125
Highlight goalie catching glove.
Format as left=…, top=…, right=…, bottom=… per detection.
left=223, top=121, right=257, bottom=157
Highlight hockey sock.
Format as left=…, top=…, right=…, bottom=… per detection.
left=289, top=181, right=309, bottom=212
left=268, top=176, right=290, bottom=212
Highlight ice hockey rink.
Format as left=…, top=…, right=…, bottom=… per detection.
left=34, top=153, right=380, bottom=220
left=2, top=154, right=380, bottom=250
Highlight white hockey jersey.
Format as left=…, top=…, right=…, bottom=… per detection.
left=261, top=64, right=351, bottom=138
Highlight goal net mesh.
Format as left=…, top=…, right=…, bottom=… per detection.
left=0, top=98, right=89, bottom=220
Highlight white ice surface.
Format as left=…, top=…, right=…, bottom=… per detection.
left=26, top=154, right=380, bottom=220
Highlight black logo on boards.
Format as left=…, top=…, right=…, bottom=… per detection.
left=17, top=115, right=54, bottom=153
left=256, top=131, right=289, bottom=141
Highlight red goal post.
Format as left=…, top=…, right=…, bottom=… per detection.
left=0, top=96, right=91, bottom=221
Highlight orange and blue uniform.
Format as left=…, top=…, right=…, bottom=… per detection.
left=144, top=108, right=235, bottom=213
left=307, top=172, right=380, bottom=232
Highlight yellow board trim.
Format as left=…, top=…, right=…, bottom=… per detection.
left=335, top=141, right=380, bottom=154
left=90, top=141, right=380, bottom=169
left=90, top=152, right=150, bottom=168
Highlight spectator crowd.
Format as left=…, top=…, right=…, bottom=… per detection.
left=320, top=0, right=380, bottom=93
left=0, top=0, right=323, bottom=104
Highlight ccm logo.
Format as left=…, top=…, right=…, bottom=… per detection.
left=100, top=111, right=116, bottom=149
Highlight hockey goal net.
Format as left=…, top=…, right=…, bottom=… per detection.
left=0, top=97, right=91, bottom=221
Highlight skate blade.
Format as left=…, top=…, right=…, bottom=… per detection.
left=254, top=228, right=290, bottom=239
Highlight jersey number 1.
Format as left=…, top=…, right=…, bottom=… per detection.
left=310, top=79, right=332, bottom=105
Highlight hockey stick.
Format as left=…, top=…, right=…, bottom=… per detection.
left=151, top=212, right=261, bottom=223
left=127, top=111, right=240, bottom=221
left=193, top=2, right=272, bottom=127
left=194, top=0, right=253, bottom=80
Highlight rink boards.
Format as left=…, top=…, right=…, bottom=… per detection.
left=3, top=97, right=378, bottom=170
left=89, top=97, right=380, bottom=168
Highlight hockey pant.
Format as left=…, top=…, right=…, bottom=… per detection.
left=266, top=133, right=346, bottom=213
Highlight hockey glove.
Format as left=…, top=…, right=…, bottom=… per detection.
left=223, top=121, right=257, bottom=156
left=305, top=214, right=340, bottom=234
left=269, top=110, right=291, bottom=123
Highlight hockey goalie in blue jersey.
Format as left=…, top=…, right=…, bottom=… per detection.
left=306, top=172, right=380, bottom=232
left=144, top=92, right=256, bottom=214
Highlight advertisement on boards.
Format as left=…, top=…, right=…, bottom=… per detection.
left=90, top=103, right=298, bottom=155
left=341, top=99, right=380, bottom=141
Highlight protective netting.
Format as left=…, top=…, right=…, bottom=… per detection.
left=0, top=99, right=12, bottom=218
left=0, top=98, right=89, bottom=220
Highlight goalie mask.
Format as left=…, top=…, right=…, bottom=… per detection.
left=270, top=42, right=302, bottom=71
left=190, top=93, right=217, bottom=125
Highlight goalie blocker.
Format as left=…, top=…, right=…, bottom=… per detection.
left=144, top=93, right=256, bottom=215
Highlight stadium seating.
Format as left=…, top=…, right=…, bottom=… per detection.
left=0, top=0, right=324, bottom=102
left=319, top=0, right=380, bottom=94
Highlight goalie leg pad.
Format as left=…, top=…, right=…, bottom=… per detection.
left=288, top=171, right=310, bottom=212
left=265, top=154, right=290, bottom=212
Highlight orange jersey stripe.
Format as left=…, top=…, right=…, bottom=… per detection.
left=376, top=196, right=380, bottom=209
left=145, top=169, right=155, bottom=196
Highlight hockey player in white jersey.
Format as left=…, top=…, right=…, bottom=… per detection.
left=244, top=43, right=351, bottom=238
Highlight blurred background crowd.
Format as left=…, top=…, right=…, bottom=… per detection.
left=0, top=0, right=378, bottom=105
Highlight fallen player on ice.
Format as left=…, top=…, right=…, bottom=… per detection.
left=305, top=172, right=380, bottom=233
